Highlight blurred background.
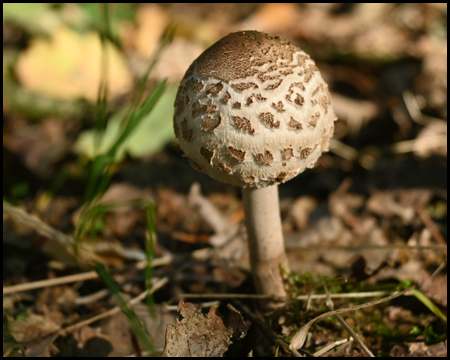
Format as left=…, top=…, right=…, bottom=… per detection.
left=3, top=3, right=447, bottom=357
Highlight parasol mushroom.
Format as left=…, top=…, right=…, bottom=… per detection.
left=173, top=30, right=336, bottom=309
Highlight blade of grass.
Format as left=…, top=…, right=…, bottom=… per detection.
left=83, top=79, right=167, bottom=205
left=94, top=263, right=157, bottom=355
left=144, top=201, right=157, bottom=317
left=410, top=288, right=447, bottom=323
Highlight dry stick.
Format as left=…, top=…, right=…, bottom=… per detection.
left=329, top=133, right=447, bottom=164
left=313, top=338, right=349, bottom=357
left=403, top=90, right=445, bottom=126
left=3, top=272, right=99, bottom=295
left=275, top=338, right=308, bottom=358
left=165, top=301, right=220, bottom=311
left=3, top=256, right=171, bottom=295
left=3, top=200, right=72, bottom=246
left=285, top=244, right=447, bottom=250
left=289, top=286, right=413, bottom=351
left=3, top=200, right=101, bottom=265
left=177, top=290, right=413, bottom=301
left=75, top=288, right=110, bottom=305
left=323, top=284, right=374, bottom=357
left=58, top=277, right=168, bottom=337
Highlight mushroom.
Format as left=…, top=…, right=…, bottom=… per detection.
left=173, top=30, right=336, bottom=309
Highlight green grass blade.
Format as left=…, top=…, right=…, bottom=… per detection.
left=145, top=201, right=157, bottom=317
left=107, top=79, right=167, bottom=158
left=94, top=263, right=157, bottom=355
left=410, top=288, right=447, bottom=323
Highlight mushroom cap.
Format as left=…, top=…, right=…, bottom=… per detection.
left=174, top=30, right=337, bottom=188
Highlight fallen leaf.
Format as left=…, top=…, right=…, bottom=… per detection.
left=16, top=26, right=132, bottom=103
left=163, top=300, right=247, bottom=357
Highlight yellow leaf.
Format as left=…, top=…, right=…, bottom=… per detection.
left=16, top=26, right=132, bottom=103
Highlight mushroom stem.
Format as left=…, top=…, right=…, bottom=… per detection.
left=242, top=185, right=289, bottom=308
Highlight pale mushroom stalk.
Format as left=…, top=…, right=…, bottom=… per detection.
left=242, top=185, right=288, bottom=301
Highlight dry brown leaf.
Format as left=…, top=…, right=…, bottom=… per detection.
left=390, top=340, right=447, bottom=357
left=134, top=4, right=169, bottom=59
left=414, top=121, right=447, bottom=158
left=99, top=312, right=135, bottom=357
left=241, top=3, right=299, bottom=34
left=331, top=93, right=380, bottom=135
left=163, top=300, right=247, bottom=357
left=188, top=183, right=238, bottom=248
left=153, top=38, right=205, bottom=83
left=287, top=196, right=318, bottom=231
left=366, top=190, right=415, bottom=224
left=8, top=313, right=60, bottom=343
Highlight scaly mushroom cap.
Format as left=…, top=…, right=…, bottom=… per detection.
left=174, top=30, right=337, bottom=188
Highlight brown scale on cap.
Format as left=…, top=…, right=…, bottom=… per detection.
left=309, top=112, right=320, bottom=127
left=294, top=94, right=304, bottom=106
left=185, top=78, right=204, bottom=93
left=233, top=116, right=255, bottom=134
left=272, top=101, right=286, bottom=112
left=242, top=175, right=255, bottom=184
left=206, top=82, right=224, bottom=95
left=222, top=91, right=231, bottom=104
left=200, top=115, right=221, bottom=132
left=232, top=82, right=259, bottom=91
left=259, top=112, right=280, bottom=129
left=228, top=147, right=246, bottom=162
left=173, top=30, right=337, bottom=188
left=256, top=151, right=274, bottom=165
left=264, top=79, right=283, bottom=90
left=282, top=148, right=294, bottom=160
left=288, top=117, right=303, bottom=130
left=190, top=101, right=207, bottom=117
left=218, top=162, right=232, bottom=174
left=200, top=147, right=214, bottom=164
left=299, top=147, right=313, bottom=159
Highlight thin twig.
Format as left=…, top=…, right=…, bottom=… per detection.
left=276, top=338, right=308, bottom=357
left=165, top=301, right=220, bottom=311
left=75, top=288, right=110, bottom=305
left=313, top=338, right=349, bottom=357
left=3, top=200, right=72, bottom=246
left=3, top=256, right=172, bottom=295
left=285, top=243, right=447, bottom=251
left=177, top=290, right=413, bottom=301
left=323, top=284, right=374, bottom=357
left=3, top=272, right=98, bottom=295
left=402, top=90, right=445, bottom=126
